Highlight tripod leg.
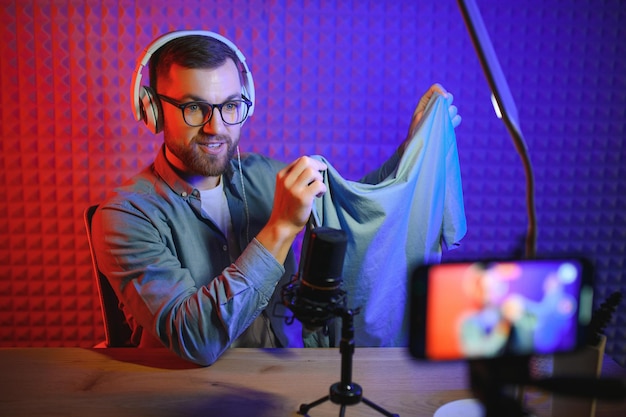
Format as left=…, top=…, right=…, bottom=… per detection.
left=361, top=397, right=400, bottom=417
left=298, top=395, right=330, bottom=415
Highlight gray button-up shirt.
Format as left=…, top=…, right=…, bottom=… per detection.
left=92, top=145, right=298, bottom=365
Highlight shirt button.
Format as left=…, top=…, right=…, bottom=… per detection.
left=181, top=192, right=188, bottom=197
left=222, top=245, right=228, bottom=251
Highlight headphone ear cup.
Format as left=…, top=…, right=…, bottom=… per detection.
left=139, top=86, right=163, bottom=134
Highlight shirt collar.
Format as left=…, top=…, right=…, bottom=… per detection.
left=153, top=145, right=199, bottom=199
left=153, top=144, right=238, bottom=198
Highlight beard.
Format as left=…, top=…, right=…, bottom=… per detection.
left=164, top=130, right=239, bottom=178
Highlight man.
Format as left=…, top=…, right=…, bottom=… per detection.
left=92, top=31, right=460, bottom=366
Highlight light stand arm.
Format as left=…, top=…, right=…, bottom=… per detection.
left=456, top=0, right=537, bottom=258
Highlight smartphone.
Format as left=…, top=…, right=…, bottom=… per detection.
left=409, top=258, right=594, bottom=360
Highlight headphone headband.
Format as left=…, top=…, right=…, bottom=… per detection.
left=130, top=30, right=255, bottom=133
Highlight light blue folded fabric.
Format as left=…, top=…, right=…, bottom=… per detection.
left=313, top=93, right=467, bottom=346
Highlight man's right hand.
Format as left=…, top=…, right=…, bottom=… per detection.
left=256, top=156, right=327, bottom=263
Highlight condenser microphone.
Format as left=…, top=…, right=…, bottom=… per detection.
left=282, top=226, right=348, bottom=330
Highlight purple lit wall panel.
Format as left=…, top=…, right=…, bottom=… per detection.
left=0, top=0, right=624, bottom=364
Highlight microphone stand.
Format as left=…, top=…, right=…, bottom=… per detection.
left=298, top=307, right=399, bottom=417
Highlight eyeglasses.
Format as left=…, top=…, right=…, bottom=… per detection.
left=158, top=94, right=252, bottom=126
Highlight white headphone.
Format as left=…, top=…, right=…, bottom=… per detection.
left=130, top=30, right=255, bottom=134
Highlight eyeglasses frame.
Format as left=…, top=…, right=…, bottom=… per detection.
left=157, top=93, right=252, bottom=126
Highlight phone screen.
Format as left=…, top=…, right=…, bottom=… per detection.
left=409, top=259, right=593, bottom=360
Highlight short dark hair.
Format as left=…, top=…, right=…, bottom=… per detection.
left=149, top=35, right=241, bottom=92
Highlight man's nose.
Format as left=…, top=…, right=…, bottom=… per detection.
left=202, top=110, right=226, bottom=134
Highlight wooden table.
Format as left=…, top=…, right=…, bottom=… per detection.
left=0, top=347, right=624, bottom=417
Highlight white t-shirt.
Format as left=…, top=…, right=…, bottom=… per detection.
left=199, top=178, right=231, bottom=238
